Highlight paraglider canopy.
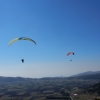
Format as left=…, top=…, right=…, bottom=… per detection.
left=8, top=37, right=36, bottom=46
left=67, top=52, right=74, bottom=56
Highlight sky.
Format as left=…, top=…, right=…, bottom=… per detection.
left=0, top=0, right=100, bottom=78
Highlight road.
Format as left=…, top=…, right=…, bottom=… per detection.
left=70, top=96, right=73, bottom=100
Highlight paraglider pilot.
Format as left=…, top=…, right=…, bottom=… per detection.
left=21, top=59, right=24, bottom=63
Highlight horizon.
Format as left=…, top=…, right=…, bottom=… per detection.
left=0, top=70, right=100, bottom=79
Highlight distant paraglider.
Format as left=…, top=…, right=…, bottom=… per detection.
left=8, top=37, right=36, bottom=63
left=67, top=52, right=74, bottom=61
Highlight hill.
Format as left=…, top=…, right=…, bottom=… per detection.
left=0, top=76, right=36, bottom=82
left=0, top=71, right=100, bottom=82
left=83, top=82, right=100, bottom=95
left=68, top=73, right=100, bottom=80
left=70, top=71, right=100, bottom=77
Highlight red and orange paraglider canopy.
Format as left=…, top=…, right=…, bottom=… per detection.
left=67, top=52, right=74, bottom=56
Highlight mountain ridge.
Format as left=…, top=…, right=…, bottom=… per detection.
left=70, top=71, right=100, bottom=77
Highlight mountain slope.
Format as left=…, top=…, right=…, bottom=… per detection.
left=70, top=71, right=100, bottom=77
left=83, top=82, right=100, bottom=95
left=68, top=73, right=100, bottom=80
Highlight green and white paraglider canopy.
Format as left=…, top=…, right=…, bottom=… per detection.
left=8, top=37, right=36, bottom=46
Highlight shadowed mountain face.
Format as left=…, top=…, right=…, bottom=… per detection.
left=68, top=73, right=100, bottom=80
left=70, top=71, right=100, bottom=77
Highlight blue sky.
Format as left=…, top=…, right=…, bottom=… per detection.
left=0, top=0, right=100, bottom=78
